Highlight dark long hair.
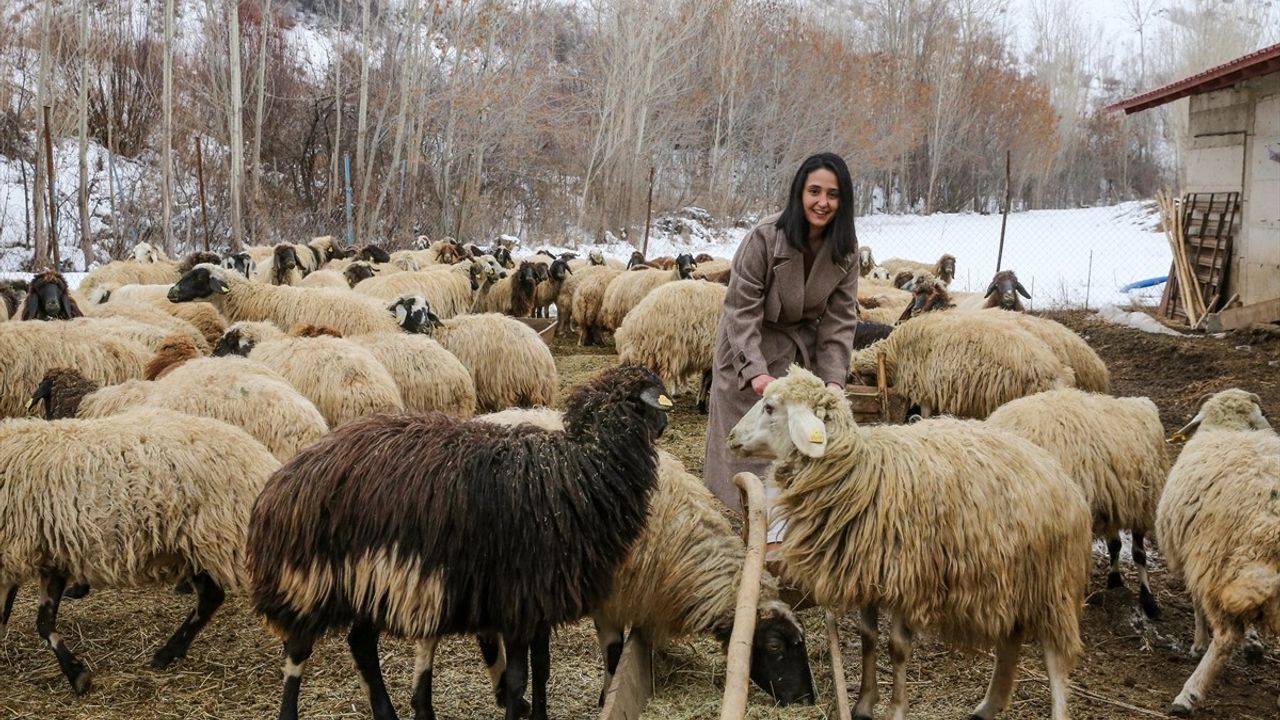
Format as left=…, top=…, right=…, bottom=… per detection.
left=775, top=152, right=857, bottom=264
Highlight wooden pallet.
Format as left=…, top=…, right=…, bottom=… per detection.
left=1160, top=192, right=1240, bottom=324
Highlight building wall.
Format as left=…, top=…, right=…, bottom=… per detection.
left=1186, top=72, right=1280, bottom=306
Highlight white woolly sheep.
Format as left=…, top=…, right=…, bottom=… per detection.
left=556, top=264, right=616, bottom=340
left=986, top=311, right=1110, bottom=392
left=212, top=321, right=403, bottom=427
left=0, top=407, right=280, bottom=694
left=79, top=256, right=182, bottom=296
left=426, top=312, right=558, bottom=412
left=880, top=253, right=956, bottom=285
left=0, top=321, right=150, bottom=418
left=84, top=302, right=212, bottom=354
left=988, top=388, right=1169, bottom=617
left=614, top=279, right=726, bottom=397
left=600, top=254, right=696, bottom=331
left=88, top=284, right=227, bottom=347
left=168, top=264, right=401, bottom=336
left=31, top=360, right=329, bottom=463
left=572, top=266, right=624, bottom=346
left=477, top=406, right=816, bottom=705
left=353, top=261, right=483, bottom=318
left=347, top=331, right=478, bottom=417
left=728, top=366, right=1090, bottom=720
left=849, top=310, right=1076, bottom=418
left=1157, top=389, right=1280, bottom=717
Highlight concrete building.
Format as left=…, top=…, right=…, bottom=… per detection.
left=1112, top=44, right=1280, bottom=324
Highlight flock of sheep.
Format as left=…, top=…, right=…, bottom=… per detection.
left=0, top=235, right=1275, bottom=720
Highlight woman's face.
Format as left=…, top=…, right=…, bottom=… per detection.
left=802, top=168, right=839, bottom=233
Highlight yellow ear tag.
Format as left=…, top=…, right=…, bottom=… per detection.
left=220, top=286, right=231, bottom=294
left=24, top=397, right=35, bottom=411
left=808, top=429, right=825, bottom=444
left=1167, top=432, right=1186, bottom=444
left=657, top=394, right=673, bottom=409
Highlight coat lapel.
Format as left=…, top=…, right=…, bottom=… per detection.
left=804, top=245, right=854, bottom=313
left=771, top=232, right=804, bottom=323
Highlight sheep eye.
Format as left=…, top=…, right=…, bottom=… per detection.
left=764, top=404, right=774, bottom=416
left=765, top=639, right=784, bottom=654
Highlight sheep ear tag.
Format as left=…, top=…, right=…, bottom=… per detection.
left=787, top=408, right=828, bottom=458
left=658, top=394, right=673, bottom=409
left=639, top=386, right=673, bottom=411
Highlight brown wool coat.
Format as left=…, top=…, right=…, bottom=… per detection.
left=703, top=213, right=859, bottom=514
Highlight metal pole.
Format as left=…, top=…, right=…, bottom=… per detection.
left=1084, top=249, right=1093, bottom=310
left=43, top=105, right=59, bottom=269
left=195, top=136, right=211, bottom=251
left=642, top=165, right=655, bottom=257
left=995, top=150, right=1011, bottom=273
left=344, top=152, right=355, bottom=247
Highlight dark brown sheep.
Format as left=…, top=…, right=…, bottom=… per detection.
left=177, top=251, right=222, bottom=275
left=20, top=271, right=83, bottom=321
left=897, top=276, right=954, bottom=323
left=984, top=269, right=1031, bottom=311
left=27, top=367, right=98, bottom=420
left=247, top=364, right=672, bottom=720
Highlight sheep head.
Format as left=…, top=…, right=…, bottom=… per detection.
left=627, top=250, right=646, bottom=269
left=491, top=247, right=514, bottom=269
left=271, top=244, right=300, bottom=285
left=358, top=245, right=391, bottom=264
left=675, top=253, right=697, bottom=279
left=309, top=235, right=344, bottom=262
left=344, top=262, right=379, bottom=287
left=898, top=276, right=953, bottom=323
left=934, top=254, right=957, bottom=284
left=588, top=249, right=605, bottom=265
left=1169, top=388, right=1271, bottom=442
left=389, top=295, right=444, bottom=335
left=729, top=366, right=847, bottom=461
left=178, top=251, right=222, bottom=274
left=563, top=364, right=672, bottom=441
left=858, top=246, right=876, bottom=277
left=221, top=252, right=257, bottom=278
left=21, top=270, right=82, bottom=321
left=169, top=264, right=231, bottom=303
left=26, top=367, right=99, bottom=420
left=892, top=270, right=916, bottom=290
left=549, top=257, right=572, bottom=282
left=745, top=601, right=815, bottom=706
left=131, top=241, right=164, bottom=263
left=212, top=321, right=282, bottom=357
left=984, top=270, right=1030, bottom=311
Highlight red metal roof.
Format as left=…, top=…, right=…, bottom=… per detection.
left=1108, top=42, right=1280, bottom=114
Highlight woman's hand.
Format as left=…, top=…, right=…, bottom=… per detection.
left=751, top=374, right=776, bottom=396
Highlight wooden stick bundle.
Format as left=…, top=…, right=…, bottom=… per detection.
left=1157, top=190, right=1204, bottom=326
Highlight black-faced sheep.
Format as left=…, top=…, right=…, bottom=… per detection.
left=259, top=243, right=304, bottom=286
left=532, top=257, right=572, bottom=319
left=729, top=366, right=1090, bottom=720
left=482, top=261, right=540, bottom=317
left=247, top=365, right=672, bottom=720
left=0, top=407, right=280, bottom=694
left=221, top=251, right=257, bottom=278
left=478, top=407, right=815, bottom=706
left=20, top=270, right=84, bottom=320
left=169, top=264, right=400, bottom=336
left=600, top=253, right=696, bottom=331
left=1158, top=389, right=1279, bottom=717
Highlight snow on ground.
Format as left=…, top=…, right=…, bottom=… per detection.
left=533, top=201, right=1171, bottom=311
left=2, top=200, right=1172, bottom=311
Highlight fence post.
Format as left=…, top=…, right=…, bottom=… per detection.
left=1084, top=249, right=1093, bottom=310
left=642, top=165, right=655, bottom=257
left=995, top=150, right=1010, bottom=273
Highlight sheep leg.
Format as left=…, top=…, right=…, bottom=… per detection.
left=1, top=584, right=17, bottom=629
left=501, top=636, right=531, bottom=720
left=36, top=573, right=91, bottom=694
left=1171, top=623, right=1241, bottom=717
left=530, top=625, right=551, bottom=720
left=885, top=613, right=913, bottom=720
left=1242, top=626, right=1266, bottom=663
left=1043, top=643, right=1071, bottom=720
left=593, top=618, right=626, bottom=706
left=970, top=631, right=1023, bottom=719
left=348, top=619, right=397, bottom=720
left=852, top=605, right=879, bottom=720
left=1132, top=533, right=1160, bottom=619
left=410, top=637, right=439, bottom=720
left=151, top=571, right=224, bottom=667
left=277, top=630, right=317, bottom=720
left=478, top=632, right=529, bottom=716
left=1191, top=599, right=1210, bottom=656
left=1105, top=534, right=1124, bottom=590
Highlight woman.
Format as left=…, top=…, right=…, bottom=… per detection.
left=704, top=152, right=860, bottom=515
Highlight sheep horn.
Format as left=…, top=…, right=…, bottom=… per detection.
left=1015, top=282, right=1031, bottom=299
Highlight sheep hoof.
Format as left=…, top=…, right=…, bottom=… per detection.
left=1139, top=587, right=1161, bottom=620
left=173, top=580, right=194, bottom=595
left=150, top=647, right=185, bottom=668
left=495, top=687, right=530, bottom=718
left=1169, top=701, right=1193, bottom=717
left=69, top=665, right=92, bottom=695
left=62, top=583, right=91, bottom=600
left=1106, top=572, right=1124, bottom=590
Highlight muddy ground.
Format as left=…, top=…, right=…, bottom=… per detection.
left=1, top=312, right=1277, bottom=719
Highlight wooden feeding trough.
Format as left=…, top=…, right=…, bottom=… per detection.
left=845, top=353, right=909, bottom=424
left=514, top=317, right=558, bottom=344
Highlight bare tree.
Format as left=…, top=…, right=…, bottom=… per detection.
left=228, top=0, right=245, bottom=249
left=353, top=0, right=373, bottom=243
left=251, top=0, right=275, bottom=240
left=162, top=0, right=176, bottom=256
left=77, top=2, right=93, bottom=268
